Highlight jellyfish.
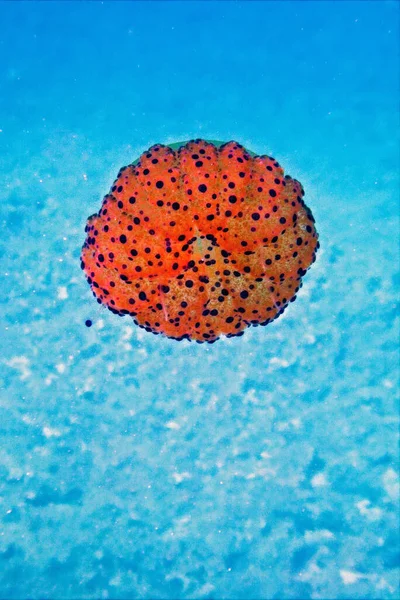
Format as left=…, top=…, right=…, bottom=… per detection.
left=81, top=139, right=319, bottom=343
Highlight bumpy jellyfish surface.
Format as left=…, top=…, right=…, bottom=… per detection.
left=81, top=140, right=319, bottom=343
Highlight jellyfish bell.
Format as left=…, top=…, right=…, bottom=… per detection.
left=81, top=139, right=319, bottom=343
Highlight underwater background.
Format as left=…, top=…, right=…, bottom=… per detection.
left=1, top=1, right=399, bottom=599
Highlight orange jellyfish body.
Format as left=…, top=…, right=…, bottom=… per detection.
left=81, top=140, right=319, bottom=343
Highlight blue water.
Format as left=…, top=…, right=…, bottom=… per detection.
left=1, top=1, right=399, bottom=598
